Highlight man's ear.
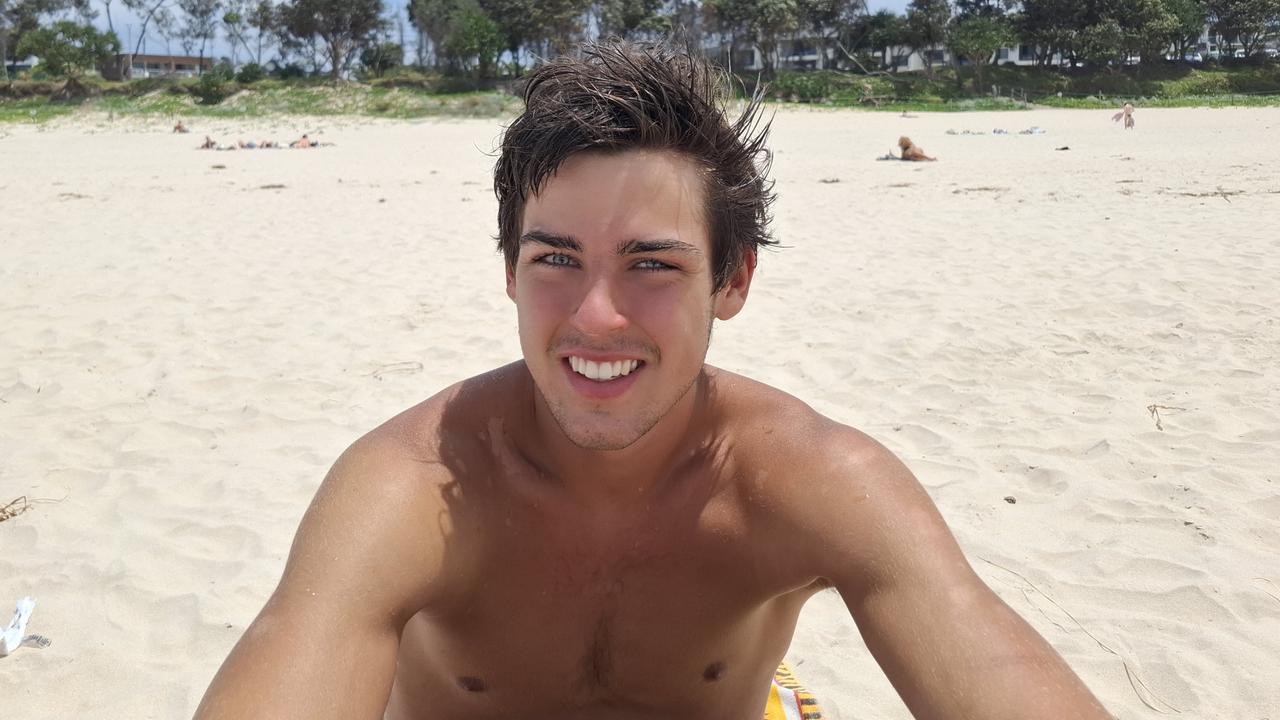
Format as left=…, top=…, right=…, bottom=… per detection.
left=505, top=262, right=517, bottom=302
left=713, top=250, right=756, bottom=321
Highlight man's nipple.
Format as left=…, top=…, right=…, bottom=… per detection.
left=702, top=661, right=728, bottom=682
left=457, top=676, right=488, bottom=693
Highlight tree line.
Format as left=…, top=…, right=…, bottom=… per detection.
left=3, top=0, right=1278, bottom=83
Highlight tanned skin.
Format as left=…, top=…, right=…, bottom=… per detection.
left=898, top=136, right=937, bottom=161
left=195, top=150, right=1111, bottom=720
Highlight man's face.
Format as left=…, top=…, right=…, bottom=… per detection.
left=507, top=149, right=752, bottom=451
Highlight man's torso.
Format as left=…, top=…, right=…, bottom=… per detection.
left=380, top=364, right=842, bottom=720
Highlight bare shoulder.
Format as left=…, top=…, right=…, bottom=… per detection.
left=287, top=362, right=530, bottom=618
left=710, top=368, right=956, bottom=593
left=193, top=366, right=528, bottom=719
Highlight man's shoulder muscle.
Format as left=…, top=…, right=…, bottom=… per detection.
left=295, top=366, right=527, bottom=618
left=717, top=371, right=950, bottom=593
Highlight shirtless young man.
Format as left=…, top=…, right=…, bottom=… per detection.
left=194, top=43, right=1112, bottom=720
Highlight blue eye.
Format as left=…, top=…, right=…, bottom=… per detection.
left=635, top=259, right=674, bottom=271
left=535, top=253, right=576, bottom=267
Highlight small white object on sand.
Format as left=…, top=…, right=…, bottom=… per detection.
left=1, top=597, right=46, bottom=657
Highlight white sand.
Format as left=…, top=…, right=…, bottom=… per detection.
left=1, top=106, right=1278, bottom=718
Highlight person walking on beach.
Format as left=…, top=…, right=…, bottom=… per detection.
left=1112, top=103, right=1136, bottom=129
left=195, top=41, right=1113, bottom=720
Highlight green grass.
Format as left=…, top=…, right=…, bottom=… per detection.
left=0, top=97, right=76, bottom=123
left=1035, top=93, right=1280, bottom=108
left=5, top=65, right=1280, bottom=123
left=2, top=81, right=521, bottom=122
left=827, top=96, right=1033, bottom=112
left=754, top=63, right=1280, bottom=111
left=91, top=84, right=522, bottom=118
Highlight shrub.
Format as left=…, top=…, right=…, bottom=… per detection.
left=235, top=63, right=265, bottom=84
left=277, top=63, right=307, bottom=79
left=359, top=42, right=403, bottom=78
left=207, top=61, right=235, bottom=82
left=1161, top=70, right=1231, bottom=96
left=192, top=71, right=235, bottom=105
left=770, top=71, right=835, bottom=102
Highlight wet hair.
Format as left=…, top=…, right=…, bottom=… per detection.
left=494, top=41, right=777, bottom=292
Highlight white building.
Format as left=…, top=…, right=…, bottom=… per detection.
left=710, top=34, right=1063, bottom=74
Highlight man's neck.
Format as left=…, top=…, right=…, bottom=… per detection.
left=516, top=371, right=715, bottom=508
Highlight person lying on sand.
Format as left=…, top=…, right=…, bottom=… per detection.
left=898, top=135, right=937, bottom=161
left=1112, top=103, right=1135, bottom=130
left=173, top=121, right=189, bottom=134
left=195, top=41, right=1112, bottom=720
left=290, top=134, right=314, bottom=148
left=198, top=136, right=217, bottom=150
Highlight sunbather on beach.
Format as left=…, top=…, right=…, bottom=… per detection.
left=195, top=41, right=1111, bottom=720
left=898, top=135, right=937, bottom=161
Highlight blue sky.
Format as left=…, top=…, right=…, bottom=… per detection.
left=98, top=0, right=911, bottom=61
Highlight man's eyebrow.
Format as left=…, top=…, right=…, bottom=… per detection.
left=619, top=238, right=703, bottom=256
left=520, top=230, right=582, bottom=252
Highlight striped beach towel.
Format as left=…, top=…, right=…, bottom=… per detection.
left=763, top=663, right=823, bottom=720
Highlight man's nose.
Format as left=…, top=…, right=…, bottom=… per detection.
left=570, top=276, right=628, bottom=335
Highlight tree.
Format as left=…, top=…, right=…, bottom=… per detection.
left=948, top=14, right=1014, bottom=89
left=1111, top=0, right=1178, bottom=65
left=705, top=0, right=802, bottom=79
left=953, top=0, right=1015, bottom=21
left=905, top=0, right=950, bottom=76
left=1075, top=16, right=1125, bottom=66
left=795, top=0, right=865, bottom=70
left=279, top=0, right=384, bottom=80
left=596, top=0, right=668, bottom=39
left=222, top=0, right=253, bottom=62
left=360, top=39, right=401, bottom=75
left=2, top=0, right=93, bottom=80
left=1017, top=0, right=1083, bottom=66
left=1165, top=0, right=1208, bottom=60
left=120, top=0, right=175, bottom=73
left=15, top=19, right=118, bottom=76
left=1207, top=0, right=1280, bottom=56
left=862, top=8, right=908, bottom=69
left=246, top=0, right=275, bottom=62
left=477, top=0, right=589, bottom=69
left=443, top=0, right=501, bottom=76
left=408, top=0, right=456, bottom=68
left=176, top=0, right=221, bottom=69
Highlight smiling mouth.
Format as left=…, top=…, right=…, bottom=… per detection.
left=566, top=356, right=644, bottom=382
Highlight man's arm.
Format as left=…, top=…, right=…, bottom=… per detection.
left=800, top=427, right=1112, bottom=720
left=194, top=433, right=448, bottom=720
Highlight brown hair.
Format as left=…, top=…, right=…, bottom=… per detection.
left=494, top=41, right=777, bottom=292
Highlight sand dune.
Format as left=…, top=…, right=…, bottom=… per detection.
left=1, top=107, right=1278, bottom=718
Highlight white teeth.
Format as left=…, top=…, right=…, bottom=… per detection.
left=568, top=357, right=641, bottom=382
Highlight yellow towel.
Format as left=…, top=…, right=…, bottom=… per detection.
left=762, top=663, right=822, bottom=719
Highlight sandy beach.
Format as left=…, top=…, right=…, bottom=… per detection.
left=2, top=105, right=1278, bottom=718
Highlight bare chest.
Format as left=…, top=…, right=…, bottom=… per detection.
left=390, top=518, right=816, bottom=720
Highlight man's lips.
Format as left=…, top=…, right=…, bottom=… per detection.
left=560, top=356, right=645, bottom=399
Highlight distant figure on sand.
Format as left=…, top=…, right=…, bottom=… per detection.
left=898, top=135, right=936, bottom=161
left=1112, top=103, right=1135, bottom=130
left=173, top=121, right=189, bottom=134
left=199, top=136, right=217, bottom=150
left=290, top=134, right=313, bottom=149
